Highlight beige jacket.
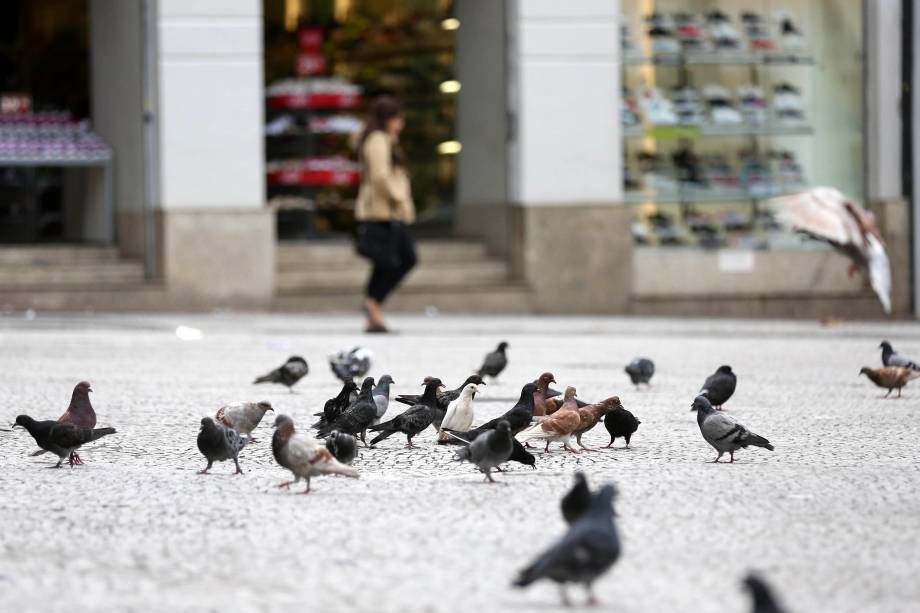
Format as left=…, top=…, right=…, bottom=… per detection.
left=355, top=130, right=415, bottom=223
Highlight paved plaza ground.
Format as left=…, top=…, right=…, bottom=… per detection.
left=0, top=312, right=918, bottom=613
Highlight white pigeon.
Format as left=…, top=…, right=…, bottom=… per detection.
left=768, top=187, right=892, bottom=313
left=215, top=401, right=273, bottom=440
left=273, top=414, right=358, bottom=494
left=438, top=383, right=478, bottom=437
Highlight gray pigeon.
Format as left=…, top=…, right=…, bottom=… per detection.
left=197, top=417, right=249, bottom=474
left=742, top=573, right=788, bottom=613
left=372, top=374, right=394, bottom=424
left=215, top=401, right=273, bottom=441
left=453, top=420, right=513, bottom=482
left=879, top=341, right=920, bottom=370
left=624, top=357, right=655, bottom=387
left=253, top=356, right=308, bottom=392
left=513, top=484, right=621, bottom=606
left=560, top=472, right=591, bottom=525
left=329, top=346, right=373, bottom=383
left=691, top=395, right=773, bottom=463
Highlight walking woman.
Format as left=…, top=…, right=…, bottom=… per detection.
left=354, top=95, right=417, bottom=333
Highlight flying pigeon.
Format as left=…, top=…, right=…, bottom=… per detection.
left=453, top=420, right=514, bottom=482
left=879, top=341, right=920, bottom=370
left=316, top=377, right=377, bottom=444
left=328, top=346, right=373, bottom=383
left=15, top=415, right=116, bottom=468
left=742, top=573, right=789, bottom=613
left=438, top=383, right=478, bottom=438
left=561, top=472, right=591, bottom=525
left=272, top=414, right=358, bottom=494
left=324, top=430, right=358, bottom=465
left=691, top=395, right=773, bottom=463
left=372, top=374, right=395, bottom=424
left=254, top=356, right=309, bottom=392
left=475, top=382, right=538, bottom=435
left=700, top=365, right=737, bottom=409
left=31, top=381, right=97, bottom=465
left=313, top=379, right=358, bottom=430
left=859, top=366, right=920, bottom=397
left=197, top=416, right=249, bottom=474
left=516, top=387, right=583, bottom=453
left=603, top=404, right=641, bottom=449
left=215, top=401, right=273, bottom=441
left=395, top=374, right=484, bottom=410
left=624, top=358, right=655, bottom=388
left=477, top=341, right=509, bottom=379
left=572, top=397, right=622, bottom=451
left=368, top=378, right=442, bottom=448
left=768, top=187, right=891, bottom=312
left=513, top=484, right=621, bottom=606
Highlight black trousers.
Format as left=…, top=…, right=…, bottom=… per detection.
left=361, top=221, right=417, bottom=304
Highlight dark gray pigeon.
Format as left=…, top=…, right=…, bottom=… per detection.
left=453, top=420, right=513, bottom=482
left=624, top=357, right=655, bottom=387
left=743, top=573, right=788, bottom=613
left=700, top=365, right=737, bottom=409
left=513, top=484, right=621, bottom=606
left=316, top=377, right=377, bottom=444
left=324, top=430, right=358, bottom=465
left=477, top=341, right=508, bottom=379
left=368, top=378, right=441, bottom=448
left=441, top=428, right=536, bottom=469
left=691, top=395, right=773, bottom=463
left=15, top=415, right=116, bottom=468
left=561, top=472, right=591, bottom=524
left=197, top=416, right=249, bottom=474
left=313, top=379, right=358, bottom=429
left=879, top=341, right=920, bottom=370
left=603, top=405, right=641, bottom=449
left=254, top=356, right=308, bottom=392
left=475, top=382, right=537, bottom=435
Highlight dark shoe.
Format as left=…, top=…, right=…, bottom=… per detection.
left=365, top=321, right=389, bottom=334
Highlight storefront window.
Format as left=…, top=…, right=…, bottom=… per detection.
left=263, top=0, right=457, bottom=239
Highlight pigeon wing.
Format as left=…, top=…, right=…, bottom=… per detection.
left=769, top=187, right=864, bottom=247
left=700, top=411, right=744, bottom=447
left=865, top=233, right=892, bottom=313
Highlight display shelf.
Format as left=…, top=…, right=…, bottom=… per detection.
left=624, top=186, right=802, bottom=204
left=622, top=51, right=814, bottom=66
left=266, top=92, right=362, bottom=110
left=622, top=123, right=812, bottom=138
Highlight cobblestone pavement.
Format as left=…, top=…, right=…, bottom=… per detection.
left=1, top=313, right=919, bottom=613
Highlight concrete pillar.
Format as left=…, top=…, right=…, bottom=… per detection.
left=154, top=0, right=272, bottom=306
left=505, top=0, right=628, bottom=313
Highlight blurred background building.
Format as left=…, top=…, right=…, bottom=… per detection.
left=0, top=0, right=912, bottom=318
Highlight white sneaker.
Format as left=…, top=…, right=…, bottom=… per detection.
left=637, top=85, right=678, bottom=125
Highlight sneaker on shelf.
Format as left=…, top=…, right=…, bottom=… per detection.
left=631, top=221, right=650, bottom=244
left=645, top=13, right=681, bottom=54
left=739, top=151, right=772, bottom=196
left=737, top=85, right=767, bottom=124
left=702, top=154, right=739, bottom=188
left=776, top=12, right=805, bottom=51
left=703, top=84, right=743, bottom=124
left=741, top=12, right=774, bottom=51
left=706, top=10, right=741, bottom=50
left=671, top=87, right=706, bottom=124
left=685, top=208, right=719, bottom=235
left=637, top=85, right=679, bottom=125
left=624, top=161, right=642, bottom=190
left=650, top=211, right=687, bottom=246
left=672, top=145, right=707, bottom=186
left=769, top=150, right=805, bottom=191
left=772, top=83, right=805, bottom=124
left=673, top=13, right=710, bottom=53
left=621, top=20, right=638, bottom=55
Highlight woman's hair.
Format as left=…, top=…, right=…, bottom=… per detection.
left=358, top=95, right=406, bottom=166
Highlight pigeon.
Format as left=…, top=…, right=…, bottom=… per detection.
left=14, top=415, right=116, bottom=468
left=572, top=397, right=622, bottom=451
left=742, top=573, right=789, bottom=613
left=475, top=382, right=538, bottom=435
left=395, top=374, right=485, bottom=410
left=513, top=484, right=621, bottom=606
left=700, top=365, right=737, bottom=409
left=439, top=383, right=478, bottom=437
left=442, top=428, right=536, bottom=468
left=254, top=356, right=309, bottom=392
left=32, top=381, right=97, bottom=465
left=603, top=404, right=641, bottom=449
left=768, top=187, right=892, bottom=312
left=859, top=366, right=920, bottom=397
left=328, top=346, right=373, bottom=383
left=197, top=416, right=249, bottom=474
left=215, top=401, right=273, bottom=441
left=316, top=377, right=377, bottom=444
left=324, top=430, right=358, bottom=465
left=477, top=341, right=509, bottom=379
left=532, top=372, right=558, bottom=419
left=691, top=395, right=774, bottom=463
left=368, top=378, right=442, bottom=448
left=561, top=472, right=591, bottom=525
left=516, top=387, right=583, bottom=453
left=879, top=341, right=920, bottom=370
left=272, top=414, right=358, bottom=494
left=313, top=379, right=359, bottom=430
left=453, top=420, right=514, bottom=482
left=624, top=358, right=655, bottom=388
left=372, top=374, right=395, bottom=423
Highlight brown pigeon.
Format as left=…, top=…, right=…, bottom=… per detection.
left=32, top=381, right=98, bottom=465
left=859, top=366, right=920, bottom=398
left=572, top=397, right=622, bottom=451
left=516, top=387, right=582, bottom=453
left=531, top=372, right=557, bottom=418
